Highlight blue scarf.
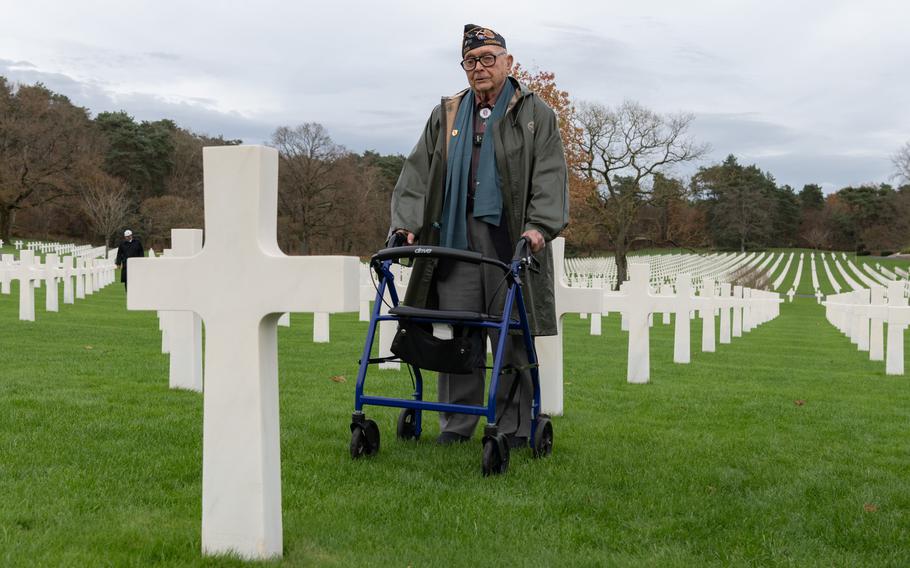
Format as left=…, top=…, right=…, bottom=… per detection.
left=439, top=79, right=515, bottom=250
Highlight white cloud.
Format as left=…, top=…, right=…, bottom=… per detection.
left=0, top=0, right=908, bottom=189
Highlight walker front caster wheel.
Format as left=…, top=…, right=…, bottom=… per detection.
left=481, top=434, right=510, bottom=476
left=532, top=416, right=553, bottom=459
left=350, top=418, right=380, bottom=459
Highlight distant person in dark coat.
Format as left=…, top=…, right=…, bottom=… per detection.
left=115, top=229, right=144, bottom=291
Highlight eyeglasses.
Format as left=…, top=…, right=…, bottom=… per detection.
left=460, top=51, right=507, bottom=71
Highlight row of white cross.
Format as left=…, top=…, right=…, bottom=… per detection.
left=0, top=251, right=116, bottom=320
left=823, top=282, right=910, bottom=375
left=538, top=238, right=782, bottom=413
left=565, top=250, right=775, bottom=290
left=814, top=253, right=908, bottom=295
left=13, top=240, right=98, bottom=256
left=566, top=249, right=908, bottom=307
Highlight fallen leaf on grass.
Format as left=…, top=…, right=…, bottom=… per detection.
left=864, top=503, right=878, bottom=513
left=794, top=399, right=805, bottom=406
left=84, top=345, right=93, bottom=350
left=330, top=375, right=346, bottom=383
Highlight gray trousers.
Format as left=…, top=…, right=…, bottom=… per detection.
left=435, top=216, right=533, bottom=438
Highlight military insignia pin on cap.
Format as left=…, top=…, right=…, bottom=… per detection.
left=462, top=24, right=506, bottom=57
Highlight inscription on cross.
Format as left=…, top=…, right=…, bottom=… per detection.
left=127, top=146, right=359, bottom=559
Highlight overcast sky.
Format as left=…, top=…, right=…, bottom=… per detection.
left=2, top=0, right=908, bottom=192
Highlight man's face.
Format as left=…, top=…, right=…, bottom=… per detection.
left=463, top=45, right=512, bottom=95
left=125, top=235, right=132, bottom=242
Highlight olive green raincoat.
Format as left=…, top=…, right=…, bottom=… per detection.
left=390, top=77, right=569, bottom=336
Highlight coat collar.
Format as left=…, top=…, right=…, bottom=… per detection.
left=442, top=77, right=530, bottom=153
left=444, top=77, right=529, bottom=119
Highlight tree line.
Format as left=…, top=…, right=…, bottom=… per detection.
left=1, top=74, right=908, bottom=276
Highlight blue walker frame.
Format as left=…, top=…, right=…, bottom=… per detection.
left=351, top=240, right=548, bottom=465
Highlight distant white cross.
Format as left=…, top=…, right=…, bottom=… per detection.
left=43, top=253, right=62, bottom=312
left=168, top=229, right=204, bottom=392
left=61, top=256, right=75, bottom=304
left=697, top=278, right=716, bottom=353
left=127, top=146, right=359, bottom=560
left=0, top=254, right=14, bottom=294
left=602, top=263, right=677, bottom=383
left=14, top=250, right=37, bottom=321
left=672, top=274, right=696, bottom=364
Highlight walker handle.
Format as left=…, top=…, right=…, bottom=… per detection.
left=372, top=245, right=510, bottom=272
left=511, top=236, right=540, bottom=273
left=386, top=231, right=408, bottom=248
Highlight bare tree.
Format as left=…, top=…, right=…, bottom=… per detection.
left=138, top=194, right=203, bottom=248
left=328, top=155, right=388, bottom=254
left=893, top=141, right=910, bottom=185
left=270, top=123, right=346, bottom=254
left=575, top=100, right=709, bottom=287
left=81, top=174, right=133, bottom=247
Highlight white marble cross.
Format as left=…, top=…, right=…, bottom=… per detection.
left=602, top=263, right=675, bottom=383
left=14, top=250, right=37, bottom=321
left=869, top=286, right=885, bottom=362
left=61, top=256, right=75, bottom=304
left=589, top=312, right=602, bottom=335
left=671, top=275, right=696, bottom=364
left=127, top=146, right=359, bottom=560
left=885, top=281, right=909, bottom=375
left=0, top=254, right=13, bottom=294
left=696, top=278, right=716, bottom=353
left=536, top=237, right=604, bottom=414
left=659, top=284, right=672, bottom=325
left=359, top=263, right=374, bottom=322
left=75, top=258, right=86, bottom=300
left=167, top=229, right=204, bottom=392
left=43, top=253, right=62, bottom=312
left=313, top=313, right=330, bottom=342
left=732, top=285, right=744, bottom=337
left=83, top=258, right=95, bottom=297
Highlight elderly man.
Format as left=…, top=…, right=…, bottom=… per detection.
left=390, top=25, right=568, bottom=447
left=115, top=229, right=144, bottom=291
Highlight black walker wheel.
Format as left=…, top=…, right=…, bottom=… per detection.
left=350, top=418, right=380, bottom=459
left=481, top=434, right=510, bottom=476
left=532, top=416, right=553, bottom=459
left=396, top=408, right=420, bottom=440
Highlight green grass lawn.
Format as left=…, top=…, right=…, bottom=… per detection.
left=2, top=263, right=910, bottom=566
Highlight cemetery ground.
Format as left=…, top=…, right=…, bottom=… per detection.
left=1, top=259, right=909, bottom=566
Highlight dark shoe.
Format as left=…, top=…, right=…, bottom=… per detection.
left=506, top=435, right=528, bottom=449
left=436, top=432, right=470, bottom=445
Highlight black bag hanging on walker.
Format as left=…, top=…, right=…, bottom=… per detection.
left=390, top=320, right=484, bottom=374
